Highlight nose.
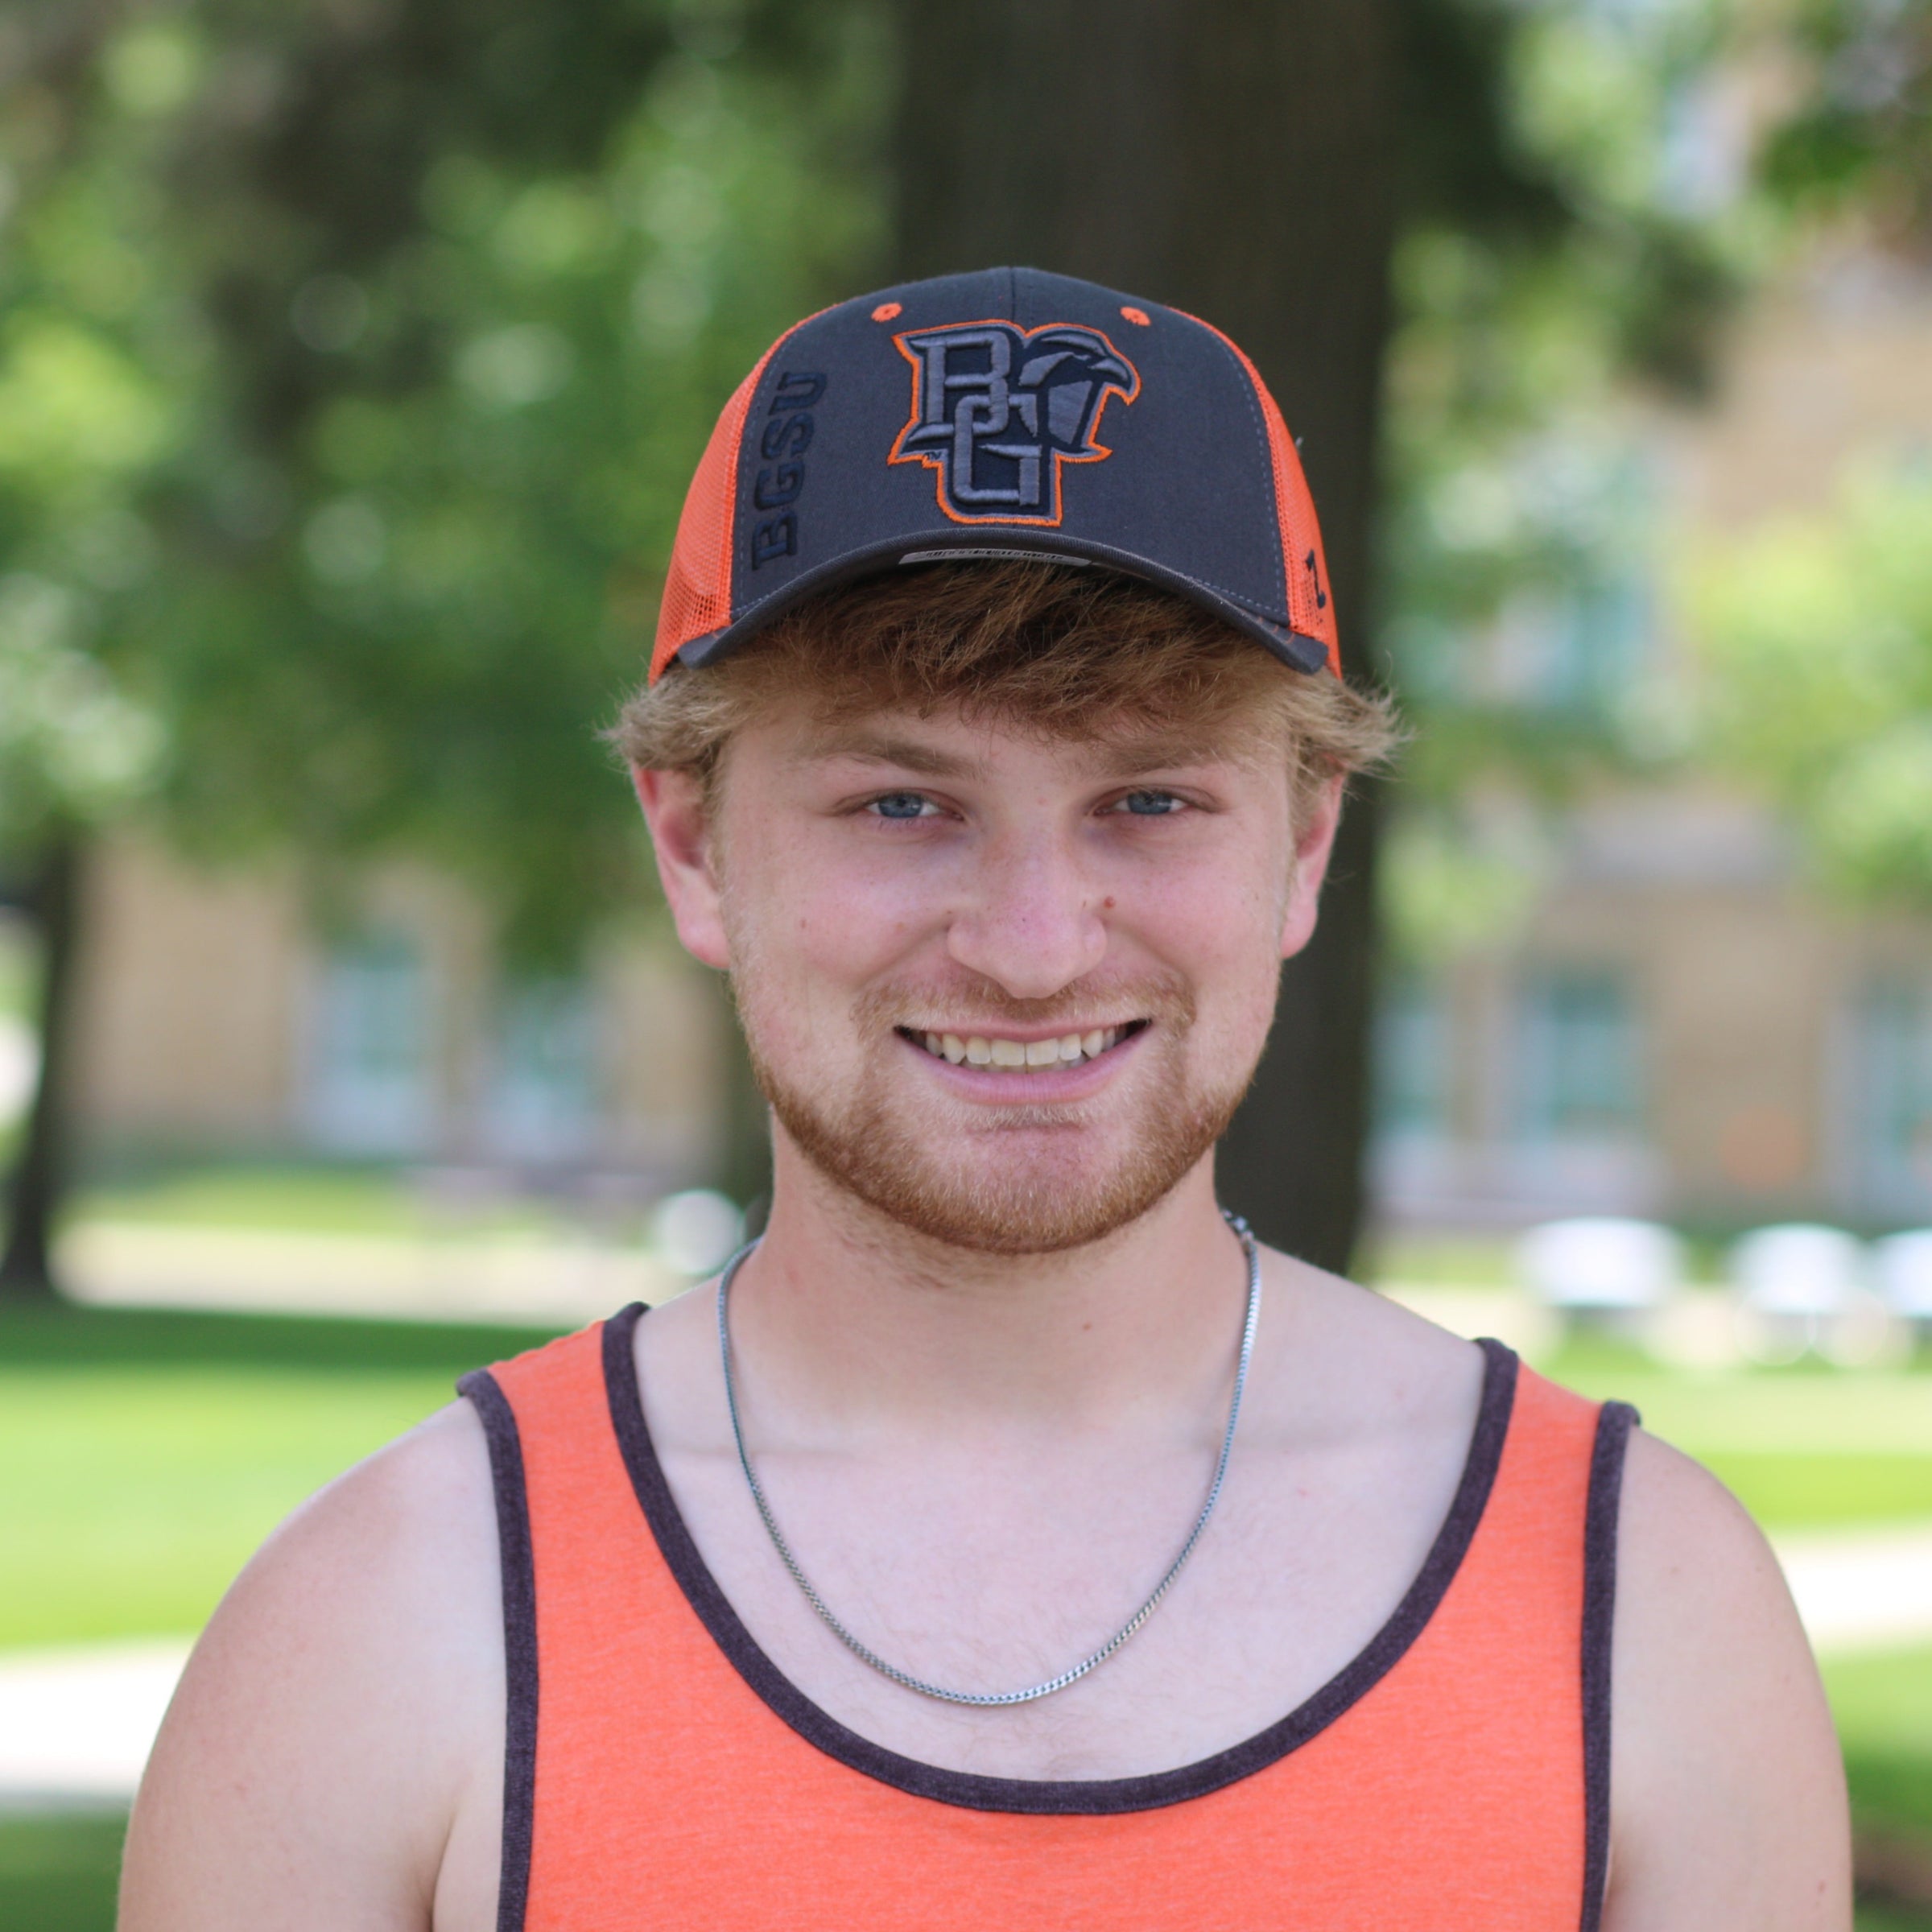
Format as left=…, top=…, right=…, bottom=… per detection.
left=943, top=825, right=1108, bottom=1000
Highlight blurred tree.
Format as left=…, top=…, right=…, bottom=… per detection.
left=1761, top=0, right=1932, bottom=238
left=1377, top=0, right=1930, bottom=969
left=1678, top=0, right=1932, bottom=911
left=0, top=0, right=886, bottom=1293
left=1376, top=0, right=1769, bottom=964
left=1689, top=463, right=1932, bottom=906
left=0, top=15, right=175, bottom=1294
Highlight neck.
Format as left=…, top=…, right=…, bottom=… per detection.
left=727, top=1133, right=1251, bottom=1437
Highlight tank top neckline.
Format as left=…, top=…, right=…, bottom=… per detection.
left=597, top=1307, right=1520, bottom=1815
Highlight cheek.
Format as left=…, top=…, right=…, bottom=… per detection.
left=1127, top=840, right=1290, bottom=1053
left=1136, top=836, right=1291, bottom=972
left=720, top=832, right=939, bottom=1036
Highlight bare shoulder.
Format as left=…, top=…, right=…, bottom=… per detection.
left=1604, top=1427, right=1851, bottom=1931
left=1254, top=1245, right=1488, bottom=1426
left=121, top=1398, right=506, bottom=1932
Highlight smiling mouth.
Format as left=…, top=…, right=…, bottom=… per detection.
left=897, top=1021, right=1150, bottom=1070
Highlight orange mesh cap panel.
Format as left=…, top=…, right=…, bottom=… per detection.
left=651, top=363, right=761, bottom=683
left=1256, top=381, right=1341, bottom=670
left=650, top=328, right=807, bottom=683
left=1176, top=312, right=1341, bottom=677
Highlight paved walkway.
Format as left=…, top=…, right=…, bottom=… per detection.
left=60, top=1220, right=682, bottom=1329
left=6, top=1523, right=1932, bottom=1809
left=0, top=1639, right=191, bottom=1810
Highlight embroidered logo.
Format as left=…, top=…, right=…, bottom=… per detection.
left=890, top=320, right=1140, bottom=526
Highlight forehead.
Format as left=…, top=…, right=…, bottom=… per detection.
left=748, top=699, right=1282, bottom=784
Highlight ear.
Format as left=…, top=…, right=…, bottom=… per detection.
left=1278, top=770, right=1347, bottom=961
left=632, top=766, right=731, bottom=971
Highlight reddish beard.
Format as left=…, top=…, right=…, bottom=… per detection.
left=736, top=970, right=1254, bottom=1254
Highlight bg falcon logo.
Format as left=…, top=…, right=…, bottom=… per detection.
left=890, top=321, right=1140, bottom=526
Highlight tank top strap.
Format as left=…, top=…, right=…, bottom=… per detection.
left=459, top=1312, right=716, bottom=1932
left=1430, top=1350, right=1638, bottom=1931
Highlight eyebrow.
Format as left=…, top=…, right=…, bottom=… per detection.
left=791, top=731, right=989, bottom=780
left=1091, top=733, right=1244, bottom=776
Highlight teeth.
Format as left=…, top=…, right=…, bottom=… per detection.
left=912, top=1026, right=1133, bottom=1069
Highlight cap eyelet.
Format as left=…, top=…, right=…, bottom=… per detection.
left=871, top=301, right=903, bottom=322
left=1120, top=306, right=1150, bottom=326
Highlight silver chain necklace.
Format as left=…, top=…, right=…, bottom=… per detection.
left=715, top=1212, right=1262, bottom=1707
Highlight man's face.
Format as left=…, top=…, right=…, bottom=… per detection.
left=642, top=696, right=1341, bottom=1254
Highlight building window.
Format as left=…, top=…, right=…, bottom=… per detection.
left=1375, top=972, right=1451, bottom=1141
left=1854, top=980, right=1932, bottom=1208
left=307, top=930, right=432, bottom=1154
left=488, top=976, right=596, bottom=1162
left=1517, top=966, right=1643, bottom=1143
left=1545, top=574, right=1650, bottom=714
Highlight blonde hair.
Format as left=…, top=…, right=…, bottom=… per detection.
left=612, top=563, right=1400, bottom=824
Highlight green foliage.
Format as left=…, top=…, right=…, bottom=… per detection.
left=0, top=0, right=888, bottom=952
left=1373, top=0, right=1932, bottom=971
left=1759, top=0, right=1932, bottom=237
left=1378, top=801, right=1551, bottom=964
left=1687, top=463, right=1932, bottom=906
left=0, top=48, right=175, bottom=855
left=1370, top=0, right=1803, bottom=966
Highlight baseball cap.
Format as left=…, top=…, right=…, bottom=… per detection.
left=650, top=266, right=1339, bottom=684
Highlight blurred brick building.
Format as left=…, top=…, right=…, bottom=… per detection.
left=64, top=839, right=724, bottom=1192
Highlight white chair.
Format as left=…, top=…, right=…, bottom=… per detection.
left=1728, top=1224, right=1865, bottom=1319
left=1517, top=1218, right=1684, bottom=1315
left=1873, top=1231, right=1932, bottom=1324
left=650, top=1189, right=745, bottom=1278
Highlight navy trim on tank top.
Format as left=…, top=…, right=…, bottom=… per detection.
left=458, top=1369, right=539, bottom=1932
left=598, top=1306, right=1521, bottom=1816
left=1579, top=1397, right=1639, bottom=1932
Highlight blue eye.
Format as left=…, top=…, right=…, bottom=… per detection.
left=872, top=792, right=933, bottom=819
left=1119, top=790, right=1183, bottom=815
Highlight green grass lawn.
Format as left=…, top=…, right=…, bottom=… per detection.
left=1547, top=1344, right=1932, bottom=1530
left=0, top=1302, right=565, bottom=1649
left=0, top=1813, right=127, bottom=1932
left=1828, top=1645, right=1932, bottom=1926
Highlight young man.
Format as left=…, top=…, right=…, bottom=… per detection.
left=122, top=269, right=1849, bottom=1930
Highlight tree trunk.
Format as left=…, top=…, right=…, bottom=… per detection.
left=1, top=834, right=83, bottom=1300
left=893, top=0, right=1397, bottom=1270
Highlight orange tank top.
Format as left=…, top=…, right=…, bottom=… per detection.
left=460, top=1311, right=1635, bottom=1932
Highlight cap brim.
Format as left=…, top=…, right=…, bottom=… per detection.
left=670, top=530, right=1333, bottom=679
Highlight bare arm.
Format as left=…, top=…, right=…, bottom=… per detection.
left=1604, top=1429, right=1852, bottom=1931
left=119, top=1401, right=505, bottom=1932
